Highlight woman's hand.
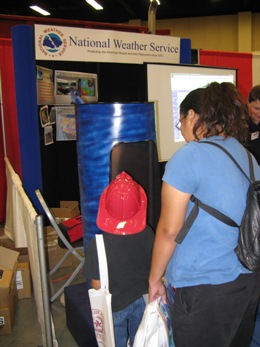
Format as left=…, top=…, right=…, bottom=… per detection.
left=149, top=280, right=166, bottom=304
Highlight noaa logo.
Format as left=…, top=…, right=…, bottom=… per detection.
left=37, top=27, right=67, bottom=58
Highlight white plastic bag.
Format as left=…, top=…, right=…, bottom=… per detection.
left=133, top=297, right=169, bottom=347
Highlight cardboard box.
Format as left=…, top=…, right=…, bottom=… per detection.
left=0, top=247, right=19, bottom=308
left=0, top=246, right=19, bottom=335
left=15, top=248, right=32, bottom=299
left=0, top=281, right=18, bottom=335
left=50, top=201, right=80, bottom=223
left=44, top=225, right=58, bottom=243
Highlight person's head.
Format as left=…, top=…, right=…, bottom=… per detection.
left=247, top=85, right=260, bottom=124
left=178, top=82, right=249, bottom=144
left=96, top=171, right=147, bottom=235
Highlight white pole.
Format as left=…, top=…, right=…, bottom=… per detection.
left=35, top=215, right=57, bottom=347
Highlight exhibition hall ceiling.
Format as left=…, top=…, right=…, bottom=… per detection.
left=0, top=0, right=260, bottom=24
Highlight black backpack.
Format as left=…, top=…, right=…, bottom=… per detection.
left=175, top=141, right=260, bottom=273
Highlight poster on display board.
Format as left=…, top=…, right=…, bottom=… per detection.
left=54, top=70, right=98, bottom=104
left=36, top=65, right=55, bottom=105
left=34, top=24, right=180, bottom=64
left=55, top=106, right=76, bottom=141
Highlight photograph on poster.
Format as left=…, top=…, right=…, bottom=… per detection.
left=39, top=105, right=50, bottom=127
left=54, top=70, right=98, bottom=104
left=49, top=107, right=57, bottom=124
left=56, top=107, right=76, bottom=141
left=36, top=65, right=55, bottom=105
left=44, top=125, right=54, bottom=145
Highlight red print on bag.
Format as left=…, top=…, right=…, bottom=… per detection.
left=92, top=309, right=105, bottom=345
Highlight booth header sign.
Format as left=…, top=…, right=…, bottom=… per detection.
left=34, top=24, right=180, bottom=64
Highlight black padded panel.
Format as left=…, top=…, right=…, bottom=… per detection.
left=110, top=140, right=161, bottom=231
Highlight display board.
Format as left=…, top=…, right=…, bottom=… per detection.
left=147, top=63, right=237, bottom=161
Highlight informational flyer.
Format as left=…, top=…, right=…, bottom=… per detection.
left=55, top=107, right=76, bottom=141
left=36, top=65, right=55, bottom=105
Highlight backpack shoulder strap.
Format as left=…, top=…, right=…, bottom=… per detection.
left=246, top=150, right=255, bottom=182
left=175, top=195, right=238, bottom=244
left=175, top=197, right=199, bottom=244
left=175, top=140, right=250, bottom=244
left=200, top=141, right=253, bottom=182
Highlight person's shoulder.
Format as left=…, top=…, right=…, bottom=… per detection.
left=180, top=140, right=203, bottom=156
left=139, top=225, right=155, bottom=239
left=166, top=141, right=202, bottom=170
left=144, top=225, right=154, bottom=233
left=167, top=141, right=196, bottom=162
left=248, top=118, right=259, bottom=130
left=127, top=225, right=154, bottom=239
left=101, top=226, right=154, bottom=242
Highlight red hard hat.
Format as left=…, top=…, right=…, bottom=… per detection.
left=97, top=171, right=147, bottom=235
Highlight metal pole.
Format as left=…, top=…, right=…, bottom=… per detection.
left=35, top=214, right=53, bottom=347
left=148, top=0, right=160, bottom=34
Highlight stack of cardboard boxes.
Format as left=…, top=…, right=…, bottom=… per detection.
left=0, top=247, right=19, bottom=335
left=0, top=246, right=32, bottom=335
left=16, top=248, right=32, bottom=300
left=46, top=200, right=81, bottom=270
left=0, top=200, right=80, bottom=335
left=50, top=200, right=80, bottom=224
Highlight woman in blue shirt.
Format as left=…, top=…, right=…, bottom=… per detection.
left=149, top=82, right=260, bottom=347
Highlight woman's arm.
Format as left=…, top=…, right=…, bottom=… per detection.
left=148, top=182, right=191, bottom=303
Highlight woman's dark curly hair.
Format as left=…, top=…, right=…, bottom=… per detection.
left=179, top=82, right=249, bottom=144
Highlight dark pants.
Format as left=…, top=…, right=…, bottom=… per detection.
left=172, top=273, right=260, bottom=347
left=250, top=303, right=260, bottom=347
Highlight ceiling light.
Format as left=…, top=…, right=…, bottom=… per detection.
left=30, top=6, right=50, bottom=16
left=150, top=0, right=160, bottom=4
left=85, top=0, right=103, bottom=10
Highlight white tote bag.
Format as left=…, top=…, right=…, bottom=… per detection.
left=88, top=234, right=116, bottom=347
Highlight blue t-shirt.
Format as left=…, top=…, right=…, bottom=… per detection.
left=163, top=136, right=260, bottom=288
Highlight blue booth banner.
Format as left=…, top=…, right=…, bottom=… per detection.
left=34, top=24, right=180, bottom=64
left=76, top=102, right=156, bottom=249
